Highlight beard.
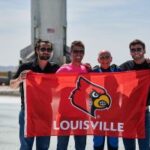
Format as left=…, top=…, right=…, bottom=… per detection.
left=39, top=55, right=50, bottom=60
left=132, top=55, right=143, bottom=61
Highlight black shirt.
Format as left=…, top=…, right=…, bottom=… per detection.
left=120, top=60, right=150, bottom=71
left=13, top=60, right=60, bottom=109
left=120, top=60, right=150, bottom=106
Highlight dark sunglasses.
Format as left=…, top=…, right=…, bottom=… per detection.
left=130, top=48, right=142, bottom=53
left=39, top=48, right=53, bottom=52
left=100, top=55, right=110, bottom=60
left=72, top=50, right=84, bottom=54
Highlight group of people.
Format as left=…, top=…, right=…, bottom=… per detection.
left=10, top=39, right=150, bottom=150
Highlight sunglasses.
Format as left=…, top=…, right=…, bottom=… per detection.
left=130, top=48, right=142, bottom=53
left=72, top=50, right=84, bottom=54
left=39, top=47, right=53, bottom=52
left=99, top=55, right=110, bottom=60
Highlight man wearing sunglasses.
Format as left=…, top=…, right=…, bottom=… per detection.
left=92, top=50, right=120, bottom=150
left=56, top=41, right=87, bottom=150
left=120, top=39, right=150, bottom=150
left=10, top=39, right=59, bottom=150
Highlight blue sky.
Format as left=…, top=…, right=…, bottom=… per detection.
left=0, top=0, right=150, bottom=66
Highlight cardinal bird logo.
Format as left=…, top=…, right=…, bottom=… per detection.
left=70, top=76, right=111, bottom=118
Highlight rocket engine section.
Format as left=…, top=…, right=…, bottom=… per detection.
left=31, top=0, right=67, bottom=65
left=21, top=0, right=67, bottom=65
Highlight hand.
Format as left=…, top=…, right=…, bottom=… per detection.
left=18, top=70, right=31, bottom=83
left=10, top=70, right=31, bottom=89
left=82, top=63, right=92, bottom=72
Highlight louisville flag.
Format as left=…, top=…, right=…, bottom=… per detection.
left=24, top=70, right=150, bottom=138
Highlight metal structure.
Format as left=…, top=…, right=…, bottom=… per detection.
left=20, top=0, right=67, bottom=65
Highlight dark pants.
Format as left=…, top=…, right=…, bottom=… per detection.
left=123, top=111, right=150, bottom=150
left=93, top=136, right=118, bottom=150
left=19, top=109, right=50, bottom=150
left=57, top=135, right=86, bottom=150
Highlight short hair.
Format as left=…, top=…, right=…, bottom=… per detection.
left=98, top=50, right=111, bottom=57
left=35, top=39, right=53, bottom=50
left=70, top=41, right=85, bottom=51
left=34, top=39, right=53, bottom=57
left=129, top=39, right=145, bottom=50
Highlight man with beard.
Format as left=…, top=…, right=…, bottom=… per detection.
left=10, top=39, right=59, bottom=150
left=120, top=39, right=150, bottom=150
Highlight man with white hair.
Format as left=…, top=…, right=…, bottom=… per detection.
left=92, top=50, right=120, bottom=150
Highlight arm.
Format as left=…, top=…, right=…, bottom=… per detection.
left=10, top=77, right=21, bottom=89
left=10, top=70, right=31, bottom=89
left=119, top=60, right=134, bottom=71
left=82, top=63, right=92, bottom=72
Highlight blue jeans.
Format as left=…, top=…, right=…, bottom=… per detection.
left=19, top=109, right=50, bottom=150
left=57, top=135, right=86, bottom=150
left=93, top=136, right=118, bottom=150
left=123, top=110, right=150, bottom=150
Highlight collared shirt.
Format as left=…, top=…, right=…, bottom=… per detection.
left=13, top=60, right=59, bottom=109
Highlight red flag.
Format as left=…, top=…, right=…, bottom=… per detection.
left=24, top=70, right=150, bottom=138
